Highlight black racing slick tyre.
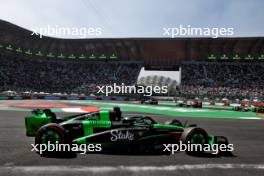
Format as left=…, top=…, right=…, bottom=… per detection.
left=35, top=123, right=73, bottom=157
left=181, top=127, right=209, bottom=155
left=215, top=136, right=234, bottom=157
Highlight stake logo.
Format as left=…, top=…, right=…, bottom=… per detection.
left=110, top=130, right=134, bottom=141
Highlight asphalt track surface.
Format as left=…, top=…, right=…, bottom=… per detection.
left=0, top=110, right=264, bottom=176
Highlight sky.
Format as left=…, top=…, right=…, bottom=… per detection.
left=0, top=0, right=263, bottom=81
left=0, top=0, right=263, bottom=38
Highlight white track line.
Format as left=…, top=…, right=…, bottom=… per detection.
left=1, top=164, right=264, bottom=173
left=238, top=117, right=262, bottom=120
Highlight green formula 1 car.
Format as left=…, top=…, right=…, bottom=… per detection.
left=25, top=107, right=231, bottom=157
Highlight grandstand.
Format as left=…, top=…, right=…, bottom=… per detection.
left=0, top=54, right=141, bottom=94
left=0, top=20, right=264, bottom=98
left=138, top=75, right=178, bottom=96
left=179, top=61, right=264, bottom=99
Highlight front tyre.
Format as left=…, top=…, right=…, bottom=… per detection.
left=181, top=127, right=209, bottom=155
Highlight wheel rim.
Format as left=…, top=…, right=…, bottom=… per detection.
left=41, top=130, right=61, bottom=144
left=190, top=133, right=206, bottom=144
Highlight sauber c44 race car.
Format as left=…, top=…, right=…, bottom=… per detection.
left=25, top=107, right=231, bottom=157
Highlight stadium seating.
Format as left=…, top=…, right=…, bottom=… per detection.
left=0, top=53, right=142, bottom=94
left=180, top=61, right=264, bottom=99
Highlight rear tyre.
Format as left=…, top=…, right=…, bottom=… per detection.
left=35, top=123, right=73, bottom=157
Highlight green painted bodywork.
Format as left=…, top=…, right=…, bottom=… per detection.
left=82, top=110, right=111, bottom=136
left=75, top=136, right=88, bottom=144
left=82, top=120, right=111, bottom=136
left=153, top=124, right=183, bottom=130
left=25, top=112, right=52, bottom=136
left=25, top=110, right=113, bottom=137
left=100, top=111, right=110, bottom=121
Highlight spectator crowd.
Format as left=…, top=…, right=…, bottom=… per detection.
left=1, top=53, right=264, bottom=100
left=179, top=61, right=264, bottom=99
left=0, top=54, right=141, bottom=95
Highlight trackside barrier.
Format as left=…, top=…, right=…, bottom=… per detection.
left=22, top=96, right=32, bottom=100
left=0, top=96, right=245, bottom=104
left=0, top=96, right=131, bottom=101
left=44, top=96, right=60, bottom=100
left=67, top=96, right=79, bottom=100
left=84, top=97, right=96, bottom=100
left=0, top=96, right=9, bottom=100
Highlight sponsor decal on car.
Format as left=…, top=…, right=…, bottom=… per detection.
left=110, top=129, right=134, bottom=141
